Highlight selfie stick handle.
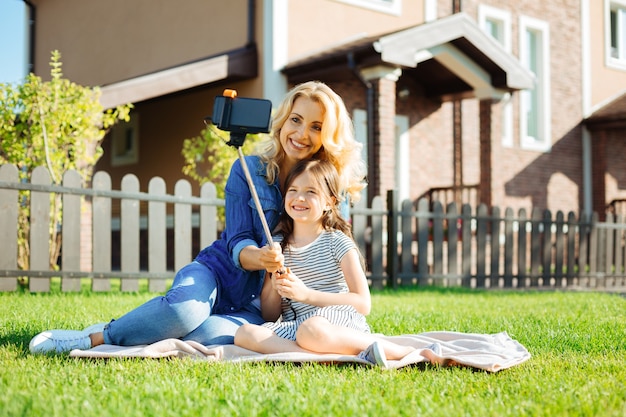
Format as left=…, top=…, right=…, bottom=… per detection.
left=235, top=146, right=276, bottom=248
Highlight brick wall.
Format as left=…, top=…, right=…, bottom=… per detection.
left=318, top=0, right=589, bottom=216
left=606, top=130, right=626, bottom=205
left=375, top=77, right=398, bottom=196
left=468, top=0, right=584, bottom=214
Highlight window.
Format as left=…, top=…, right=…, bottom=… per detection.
left=354, top=109, right=410, bottom=204
left=332, top=0, right=401, bottom=16
left=352, top=109, right=369, bottom=170
left=424, top=0, right=437, bottom=22
left=607, top=0, right=626, bottom=68
left=478, top=5, right=513, bottom=147
left=395, top=115, right=410, bottom=204
left=352, top=109, right=369, bottom=212
left=110, top=114, right=139, bottom=166
left=479, top=5, right=511, bottom=51
left=519, top=16, right=551, bottom=152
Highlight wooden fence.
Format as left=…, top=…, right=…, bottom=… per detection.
left=354, top=190, right=626, bottom=290
left=1, top=164, right=625, bottom=292
left=0, top=164, right=220, bottom=292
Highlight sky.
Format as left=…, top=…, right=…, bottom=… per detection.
left=0, top=0, right=29, bottom=84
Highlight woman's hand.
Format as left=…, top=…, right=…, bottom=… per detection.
left=258, top=243, right=284, bottom=273
left=240, top=243, right=284, bottom=273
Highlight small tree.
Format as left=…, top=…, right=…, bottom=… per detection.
left=0, top=50, right=132, bottom=272
left=181, top=125, right=265, bottom=223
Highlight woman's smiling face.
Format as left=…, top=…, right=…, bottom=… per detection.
left=279, top=96, right=324, bottom=164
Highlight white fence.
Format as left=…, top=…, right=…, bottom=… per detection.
left=1, top=164, right=625, bottom=292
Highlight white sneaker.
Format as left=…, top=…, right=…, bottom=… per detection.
left=425, top=342, right=442, bottom=355
left=29, top=330, right=92, bottom=354
left=357, top=341, right=388, bottom=368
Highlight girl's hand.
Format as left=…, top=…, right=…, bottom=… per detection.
left=259, top=243, right=284, bottom=273
left=269, top=271, right=281, bottom=292
left=274, top=268, right=309, bottom=302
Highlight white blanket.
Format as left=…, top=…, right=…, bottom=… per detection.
left=69, top=331, right=530, bottom=372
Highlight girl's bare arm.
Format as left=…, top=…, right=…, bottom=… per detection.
left=275, top=249, right=371, bottom=315
left=260, top=272, right=283, bottom=321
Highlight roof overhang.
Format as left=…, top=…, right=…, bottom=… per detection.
left=584, top=90, right=626, bottom=131
left=283, top=13, right=534, bottom=101
left=99, top=46, right=258, bottom=109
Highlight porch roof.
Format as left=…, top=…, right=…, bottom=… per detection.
left=584, top=90, right=626, bottom=131
left=99, top=46, right=257, bottom=109
left=283, top=13, right=534, bottom=101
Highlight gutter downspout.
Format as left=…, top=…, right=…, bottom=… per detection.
left=580, top=0, right=593, bottom=216
left=247, top=0, right=255, bottom=47
left=452, top=0, right=464, bottom=206
left=23, top=0, right=35, bottom=74
left=348, top=52, right=375, bottom=204
left=582, top=128, right=592, bottom=216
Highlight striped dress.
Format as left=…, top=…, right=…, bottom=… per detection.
left=262, top=229, right=370, bottom=340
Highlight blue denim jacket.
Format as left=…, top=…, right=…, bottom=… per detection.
left=194, top=156, right=282, bottom=313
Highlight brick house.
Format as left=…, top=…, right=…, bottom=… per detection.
left=23, top=0, right=626, bottom=219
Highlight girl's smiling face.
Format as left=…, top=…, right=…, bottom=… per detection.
left=279, top=96, right=324, bottom=164
left=284, top=170, right=333, bottom=225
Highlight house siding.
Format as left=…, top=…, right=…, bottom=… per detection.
left=589, top=0, right=626, bottom=108
left=25, top=0, right=626, bottom=219
left=30, top=0, right=249, bottom=86
left=286, top=1, right=424, bottom=60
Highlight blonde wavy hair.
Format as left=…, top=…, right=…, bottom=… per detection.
left=256, top=81, right=367, bottom=204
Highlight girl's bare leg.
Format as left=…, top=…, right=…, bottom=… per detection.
left=235, top=324, right=311, bottom=354
left=89, top=332, right=104, bottom=347
left=296, top=316, right=415, bottom=360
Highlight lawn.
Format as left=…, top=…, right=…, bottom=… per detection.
left=1, top=283, right=624, bottom=417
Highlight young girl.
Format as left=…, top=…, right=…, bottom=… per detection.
left=234, top=159, right=416, bottom=366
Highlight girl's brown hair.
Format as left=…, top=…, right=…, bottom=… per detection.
left=275, top=159, right=353, bottom=251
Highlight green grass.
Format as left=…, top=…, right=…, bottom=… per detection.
left=1, top=283, right=625, bottom=417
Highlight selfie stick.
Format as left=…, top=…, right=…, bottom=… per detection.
left=213, top=89, right=276, bottom=248
left=230, top=136, right=276, bottom=248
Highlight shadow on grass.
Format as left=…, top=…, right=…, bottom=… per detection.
left=10, top=277, right=173, bottom=295
left=372, top=283, right=626, bottom=298
left=0, top=327, right=38, bottom=357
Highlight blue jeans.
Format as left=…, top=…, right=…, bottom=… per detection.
left=102, top=261, right=265, bottom=346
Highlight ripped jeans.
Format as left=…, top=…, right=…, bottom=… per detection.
left=102, top=261, right=264, bottom=346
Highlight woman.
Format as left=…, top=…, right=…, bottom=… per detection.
left=29, top=81, right=367, bottom=353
